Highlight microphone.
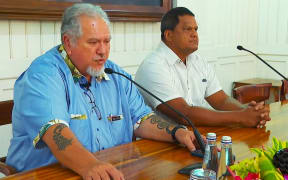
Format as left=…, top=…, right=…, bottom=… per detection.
left=237, top=45, right=288, bottom=81
left=104, top=68, right=206, bottom=153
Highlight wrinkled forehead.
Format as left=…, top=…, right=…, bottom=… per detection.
left=78, top=15, right=111, bottom=34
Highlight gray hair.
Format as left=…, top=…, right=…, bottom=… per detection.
left=61, top=3, right=110, bottom=44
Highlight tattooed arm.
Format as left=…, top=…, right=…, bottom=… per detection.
left=42, top=123, right=124, bottom=180
left=134, top=114, right=202, bottom=151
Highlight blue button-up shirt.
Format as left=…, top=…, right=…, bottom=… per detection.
left=6, top=45, right=152, bottom=172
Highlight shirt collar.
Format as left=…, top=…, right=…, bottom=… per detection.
left=58, top=45, right=110, bottom=83
left=158, top=41, right=184, bottom=65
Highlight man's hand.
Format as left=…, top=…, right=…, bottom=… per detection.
left=81, top=160, right=125, bottom=180
left=248, top=101, right=271, bottom=128
left=43, top=124, right=125, bottom=180
left=174, top=129, right=206, bottom=152
left=238, top=104, right=269, bottom=128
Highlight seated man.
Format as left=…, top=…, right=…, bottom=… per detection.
left=135, top=7, right=270, bottom=128
left=6, top=4, right=203, bottom=180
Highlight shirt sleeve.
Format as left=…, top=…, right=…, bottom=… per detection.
left=33, top=119, right=69, bottom=149
left=13, top=69, right=70, bottom=148
left=135, top=60, right=182, bottom=109
left=123, top=73, right=153, bottom=126
left=204, top=61, right=222, bottom=98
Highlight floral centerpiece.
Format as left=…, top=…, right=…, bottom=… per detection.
left=229, top=137, right=288, bottom=180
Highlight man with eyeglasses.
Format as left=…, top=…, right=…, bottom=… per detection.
left=6, top=3, right=204, bottom=180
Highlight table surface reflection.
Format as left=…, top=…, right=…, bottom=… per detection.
left=3, top=101, right=288, bottom=180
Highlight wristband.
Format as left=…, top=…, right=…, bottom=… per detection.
left=171, top=125, right=187, bottom=144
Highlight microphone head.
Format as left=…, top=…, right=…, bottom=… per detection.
left=237, top=45, right=244, bottom=50
left=104, top=68, right=114, bottom=74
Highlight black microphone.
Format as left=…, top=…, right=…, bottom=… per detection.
left=104, top=68, right=206, bottom=153
left=237, top=45, right=288, bottom=81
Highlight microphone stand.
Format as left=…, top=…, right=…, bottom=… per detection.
left=237, top=45, right=288, bottom=81
left=105, top=68, right=206, bottom=153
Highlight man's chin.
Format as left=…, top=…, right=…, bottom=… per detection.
left=186, top=47, right=198, bottom=54
left=192, top=45, right=198, bottom=51
left=86, top=66, right=105, bottom=77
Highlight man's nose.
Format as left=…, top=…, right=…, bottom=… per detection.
left=96, top=43, right=106, bottom=55
left=191, top=30, right=198, bottom=37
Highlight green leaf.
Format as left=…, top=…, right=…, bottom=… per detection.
left=231, top=137, right=287, bottom=180
left=263, top=151, right=273, bottom=162
left=251, top=148, right=262, bottom=156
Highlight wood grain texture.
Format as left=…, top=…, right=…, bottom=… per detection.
left=233, top=83, right=272, bottom=104
left=233, top=78, right=282, bottom=103
left=2, top=101, right=288, bottom=179
left=0, top=100, right=13, bottom=126
left=0, top=0, right=172, bottom=22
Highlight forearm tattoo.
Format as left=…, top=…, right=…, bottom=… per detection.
left=53, top=124, right=73, bottom=151
left=150, top=114, right=172, bottom=134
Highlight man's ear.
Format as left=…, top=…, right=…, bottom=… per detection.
left=62, top=34, right=73, bottom=55
left=164, top=30, right=173, bottom=43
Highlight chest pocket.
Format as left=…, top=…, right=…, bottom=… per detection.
left=188, top=76, right=208, bottom=106
left=68, top=90, right=92, bottom=150
left=201, top=78, right=208, bottom=96
left=58, top=70, right=91, bottom=149
left=107, top=108, right=131, bottom=145
left=69, top=112, right=91, bottom=150
left=104, top=87, right=132, bottom=146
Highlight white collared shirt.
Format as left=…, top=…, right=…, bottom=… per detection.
left=135, top=41, right=222, bottom=109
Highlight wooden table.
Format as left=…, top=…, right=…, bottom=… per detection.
left=233, top=78, right=282, bottom=103
left=2, top=101, right=288, bottom=180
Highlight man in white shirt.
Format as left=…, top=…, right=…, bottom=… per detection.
left=135, top=7, right=270, bottom=128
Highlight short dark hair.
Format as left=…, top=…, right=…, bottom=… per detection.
left=161, top=7, right=195, bottom=41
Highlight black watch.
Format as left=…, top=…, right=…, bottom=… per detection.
left=171, top=125, right=187, bottom=144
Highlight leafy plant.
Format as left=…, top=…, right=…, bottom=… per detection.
left=230, top=137, right=287, bottom=180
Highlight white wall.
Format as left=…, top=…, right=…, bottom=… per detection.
left=1, top=0, right=288, bottom=100
left=1, top=0, right=288, bottom=163
left=179, top=0, right=288, bottom=94
left=256, top=0, right=288, bottom=80
left=177, top=0, right=258, bottom=94
left=0, top=21, right=161, bottom=101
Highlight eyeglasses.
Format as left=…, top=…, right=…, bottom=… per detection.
left=83, top=88, right=102, bottom=120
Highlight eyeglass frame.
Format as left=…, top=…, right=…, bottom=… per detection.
left=83, top=88, right=102, bottom=120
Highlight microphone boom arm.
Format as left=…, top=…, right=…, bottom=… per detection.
left=109, top=70, right=206, bottom=153
left=238, top=46, right=288, bottom=81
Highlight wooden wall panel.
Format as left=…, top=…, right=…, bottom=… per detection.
left=152, top=22, right=161, bottom=49
left=125, top=22, right=136, bottom=52
left=40, top=22, right=56, bottom=54
left=135, top=22, right=145, bottom=51
left=113, top=22, right=125, bottom=52
left=216, top=61, right=237, bottom=95
left=54, top=21, right=62, bottom=45
left=10, top=21, right=26, bottom=59
left=0, top=20, right=10, bottom=60
left=143, top=22, right=153, bottom=51
left=256, top=55, right=288, bottom=80
left=26, top=21, right=41, bottom=59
